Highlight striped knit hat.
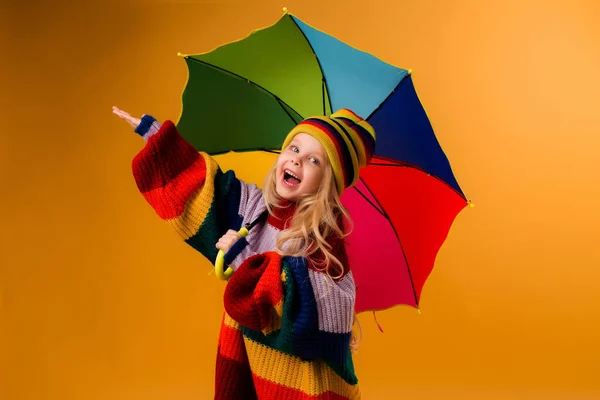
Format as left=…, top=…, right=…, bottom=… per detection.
left=281, top=109, right=376, bottom=196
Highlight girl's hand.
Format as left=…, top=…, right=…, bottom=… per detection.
left=112, top=106, right=141, bottom=128
left=216, top=229, right=242, bottom=253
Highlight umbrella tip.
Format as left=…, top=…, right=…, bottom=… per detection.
left=177, top=52, right=185, bottom=57
left=282, top=6, right=288, bottom=13
left=468, top=200, right=475, bottom=208
left=408, top=68, right=413, bottom=75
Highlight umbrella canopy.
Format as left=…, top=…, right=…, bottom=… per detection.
left=176, top=9, right=469, bottom=313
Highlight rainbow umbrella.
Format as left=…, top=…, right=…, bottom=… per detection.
left=176, top=9, right=470, bottom=314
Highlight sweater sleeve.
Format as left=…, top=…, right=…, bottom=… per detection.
left=131, top=116, right=264, bottom=265
left=223, top=251, right=356, bottom=370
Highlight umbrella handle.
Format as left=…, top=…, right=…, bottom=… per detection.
left=214, top=226, right=249, bottom=280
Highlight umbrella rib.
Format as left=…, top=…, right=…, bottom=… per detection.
left=289, top=16, right=332, bottom=115
left=365, top=72, right=409, bottom=122
left=370, top=158, right=468, bottom=202
left=351, top=185, right=385, bottom=216
left=262, top=149, right=281, bottom=154
left=274, top=97, right=301, bottom=125
left=322, top=80, right=326, bottom=116
left=185, top=57, right=303, bottom=125
left=357, top=177, right=420, bottom=309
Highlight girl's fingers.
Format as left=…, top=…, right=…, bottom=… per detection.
left=112, top=106, right=129, bottom=118
left=226, top=230, right=241, bottom=239
left=215, top=231, right=241, bottom=250
left=112, top=106, right=140, bottom=127
left=220, top=234, right=240, bottom=243
left=216, top=238, right=231, bottom=248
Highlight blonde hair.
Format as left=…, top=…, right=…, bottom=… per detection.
left=262, top=158, right=363, bottom=352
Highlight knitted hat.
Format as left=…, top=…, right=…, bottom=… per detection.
left=281, top=109, right=376, bottom=196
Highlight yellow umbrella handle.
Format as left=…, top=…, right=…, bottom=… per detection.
left=215, top=226, right=249, bottom=280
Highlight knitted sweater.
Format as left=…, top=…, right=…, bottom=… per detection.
left=131, top=115, right=360, bottom=399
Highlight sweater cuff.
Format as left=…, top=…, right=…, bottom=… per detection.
left=134, top=114, right=162, bottom=141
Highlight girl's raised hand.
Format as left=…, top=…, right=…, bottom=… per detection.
left=112, top=106, right=141, bottom=128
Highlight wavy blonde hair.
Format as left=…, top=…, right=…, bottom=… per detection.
left=262, top=157, right=363, bottom=352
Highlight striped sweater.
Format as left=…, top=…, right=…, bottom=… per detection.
left=131, top=115, right=360, bottom=399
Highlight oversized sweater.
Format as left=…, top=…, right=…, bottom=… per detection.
left=131, top=115, right=360, bottom=399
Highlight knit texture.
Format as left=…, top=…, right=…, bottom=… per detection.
left=131, top=117, right=360, bottom=399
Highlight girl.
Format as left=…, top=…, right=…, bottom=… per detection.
left=113, top=105, right=376, bottom=400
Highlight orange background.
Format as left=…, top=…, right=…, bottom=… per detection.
left=2, top=0, right=599, bottom=399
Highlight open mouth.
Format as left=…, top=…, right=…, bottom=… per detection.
left=283, top=169, right=301, bottom=187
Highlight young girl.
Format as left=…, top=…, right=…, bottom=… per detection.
left=113, top=105, right=376, bottom=400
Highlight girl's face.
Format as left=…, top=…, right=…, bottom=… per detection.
left=276, top=133, right=328, bottom=202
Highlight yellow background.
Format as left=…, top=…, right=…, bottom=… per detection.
left=2, top=0, right=599, bottom=398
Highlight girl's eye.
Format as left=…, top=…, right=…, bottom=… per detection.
left=309, top=157, right=319, bottom=165
left=291, top=146, right=299, bottom=153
